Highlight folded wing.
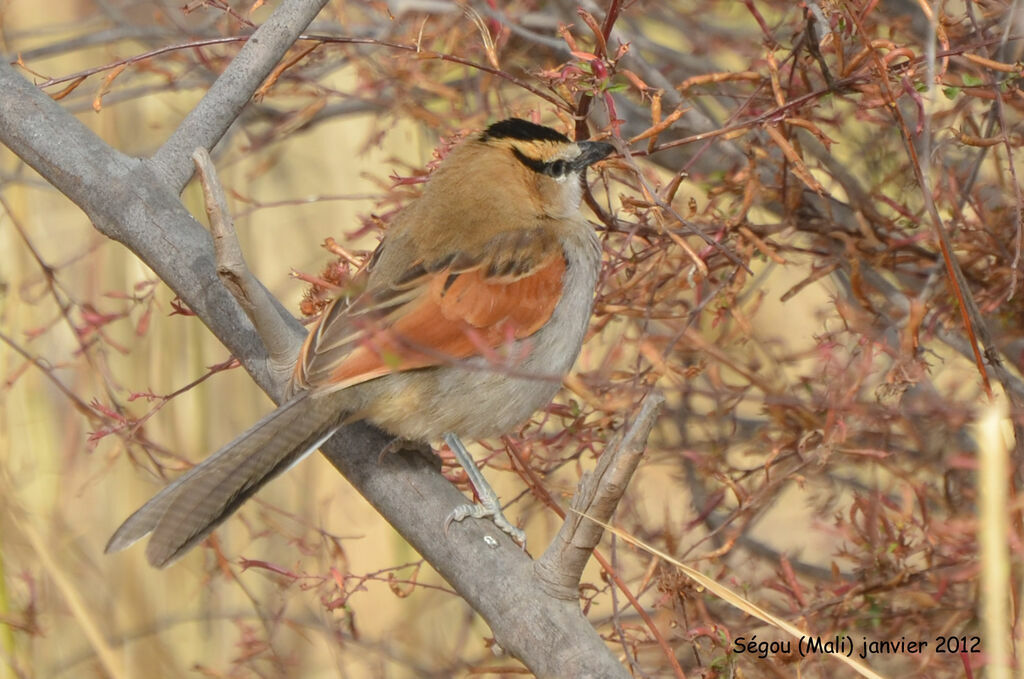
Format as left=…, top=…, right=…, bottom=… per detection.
left=293, top=227, right=566, bottom=393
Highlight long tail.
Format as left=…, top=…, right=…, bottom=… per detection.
left=106, top=391, right=343, bottom=568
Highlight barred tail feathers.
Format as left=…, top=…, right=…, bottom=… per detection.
left=106, top=391, right=343, bottom=567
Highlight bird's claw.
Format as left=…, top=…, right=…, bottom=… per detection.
left=445, top=497, right=527, bottom=547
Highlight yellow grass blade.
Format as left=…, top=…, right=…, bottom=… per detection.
left=579, top=512, right=889, bottom=679
left=14, top=517, right=126, bottom=679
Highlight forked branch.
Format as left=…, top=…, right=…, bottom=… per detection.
left=536, top=392, right=665, bottom=599
left=192, top=147, right=300, bottom=385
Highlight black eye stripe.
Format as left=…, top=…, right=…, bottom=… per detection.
left=511, top=148, right=573, bottom=178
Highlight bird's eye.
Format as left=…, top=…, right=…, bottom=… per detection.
left=547, top=159, right=569, bottom=177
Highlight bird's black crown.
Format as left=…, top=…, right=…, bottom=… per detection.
left=481, top=118, right=571, bottom=144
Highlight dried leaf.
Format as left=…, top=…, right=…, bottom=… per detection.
left=92, top=63, right=127, bottom=112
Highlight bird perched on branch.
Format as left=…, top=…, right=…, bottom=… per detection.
left=107, top=118, right=614, bottom=567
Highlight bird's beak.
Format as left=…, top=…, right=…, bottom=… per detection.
left=573, top=141, right=615, bottom=172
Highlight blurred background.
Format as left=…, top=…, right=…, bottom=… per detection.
left=1, top=0, right=1021, bottom=677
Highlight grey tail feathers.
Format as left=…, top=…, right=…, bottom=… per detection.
left=105, top=391, right=342, bottom=568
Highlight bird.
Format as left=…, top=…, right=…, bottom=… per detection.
left=106, top=117, right=614, bottom=567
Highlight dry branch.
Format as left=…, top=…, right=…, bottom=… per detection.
left=192, top=147, right=299, bottom=385
left=149, top=0, right=332, bottom=192
left=536, top=391, right=664, bottom=600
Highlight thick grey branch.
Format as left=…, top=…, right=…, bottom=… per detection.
left=330, top=431, right=631, bottom=678
left=0, top=60, right=292, bottom=400
left=536, top=392, right=665, bottom=600
left=147, top=0, right=329, bottom=193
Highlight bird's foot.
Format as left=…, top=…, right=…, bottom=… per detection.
left=441, top=432, right=526, bottom=547
left=445, top=495, right=526, bottom=547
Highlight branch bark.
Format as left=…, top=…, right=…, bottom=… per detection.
left=148, top=0, right=331, bottom=193
left=192, top=147, right=299, bottom=386
left=536, top=392, right=664, bottom=600
left=0, top=4, right=643, bottom=676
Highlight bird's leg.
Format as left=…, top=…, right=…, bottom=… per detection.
left=442, top=432, right=526, bottom=546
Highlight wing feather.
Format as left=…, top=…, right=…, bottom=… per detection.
left=292, top=228, right=565, bottom=393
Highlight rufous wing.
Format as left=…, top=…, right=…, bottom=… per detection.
left=293, top=231, right=566, bottom=393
